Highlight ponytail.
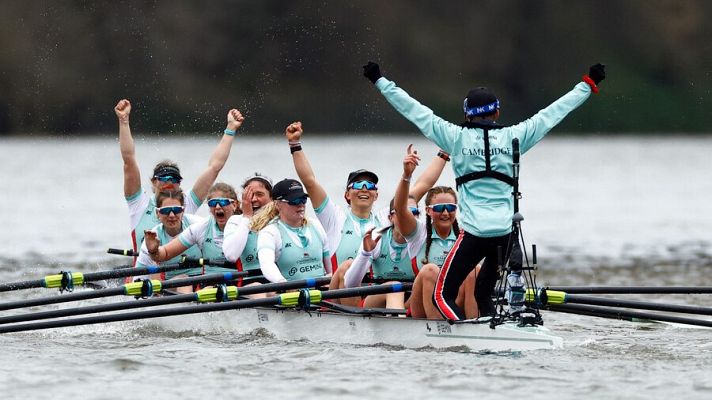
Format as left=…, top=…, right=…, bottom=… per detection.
left=250, top=201, right=279, bottom=231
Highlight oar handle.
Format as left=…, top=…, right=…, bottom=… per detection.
left=320, top=282, right=413, bottom=301
left=107, top=248, right=137, bottom=257
left=180, top=257, right=237, bottom=269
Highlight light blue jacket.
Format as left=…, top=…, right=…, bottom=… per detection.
left=375, top=78, right=592, bottom=237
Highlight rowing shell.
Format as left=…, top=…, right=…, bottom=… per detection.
left=157, top=306, right=563, bottom=352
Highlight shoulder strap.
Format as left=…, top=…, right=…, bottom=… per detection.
left=455, top=126, right=516, bottom=188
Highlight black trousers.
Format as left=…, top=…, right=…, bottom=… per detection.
left=432, top=230, right=522, bottom=320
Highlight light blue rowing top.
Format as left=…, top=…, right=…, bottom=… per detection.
left=275, top=221, right=327, bottom=281
left=371, top=228, right=416, bottom=281
left=375, top=78, right=591, bottom=237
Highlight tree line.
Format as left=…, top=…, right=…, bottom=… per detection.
left=1, top=0, right=711, bottom=135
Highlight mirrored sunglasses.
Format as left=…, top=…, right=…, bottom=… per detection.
left=157, top=206, right=185, bottom=216
left=155, top=175, right=181, bottom=184
left=348, top=180, right=377, bottom=190
left=281, top=196, right=308, bottom=206
left=207, top=198, right=232, bottom=208
left=429, top=203, right=457, bottom=213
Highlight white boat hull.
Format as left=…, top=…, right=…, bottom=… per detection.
left=158, top=307, right=563, bottom=352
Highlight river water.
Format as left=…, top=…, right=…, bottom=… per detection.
left=1, top=134, right=711, bottom=399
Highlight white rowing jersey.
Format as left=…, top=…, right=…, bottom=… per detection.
left=135, top=213, right=205, bottom=279
left=177, top=216, right=236, bottom=276
left=126, top=188, right=202, bottom=252
left=257, top=218, right=330, bottom=282
left=344, top=224, right=423, bottom=288
left=223, top=214, right=261, bottom=273
left=314, top=196, right=384, bottom=267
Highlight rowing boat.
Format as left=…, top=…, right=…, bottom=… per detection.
left=0, top=269, right=562, bottom=351
left=153, top=305, right=563, bottom=352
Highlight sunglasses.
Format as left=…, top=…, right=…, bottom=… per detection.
left=157, top=206, right=185, bottom=216
left=207, top=198, right=233, bottom=208
left=348, top=180, right=377, bottom=190
left=389, top=207, right=420, bottom=216
left=429, top=203, right=458, bottom=213
left=280, top=196, right=308, bottom=206
left=155, top=175, right=181, bottom=184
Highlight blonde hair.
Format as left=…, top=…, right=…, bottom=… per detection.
left=250, top=201, right=279, bottom=231
left=249, top=201, right=309, bottom=231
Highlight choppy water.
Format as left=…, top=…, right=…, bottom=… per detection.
left=1, top=134, right=711, bottom=399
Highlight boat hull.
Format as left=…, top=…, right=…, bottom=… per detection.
left=158, top=307, right=563, bottom=352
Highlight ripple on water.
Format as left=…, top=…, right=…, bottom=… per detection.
left=106, top=357, right=146, bottom=371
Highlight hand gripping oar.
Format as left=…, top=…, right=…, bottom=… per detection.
left=0, top=263, right=205, bottom=293
left=0, top=276, right=332, bottom=325
left=0, top=282, right=412, bottom=334
left=0, top=271, right=251, bottom=311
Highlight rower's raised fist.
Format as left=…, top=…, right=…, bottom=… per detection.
left=227, top=108, right=244, bottom=130
left=114, top=99, right=131, bottom=121
left=285, top=121, right=303, bottom=142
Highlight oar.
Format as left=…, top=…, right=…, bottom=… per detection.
left=0, top=283, right=412, bottom=334
left=0, top=277, right=332, bottom=325
left=545, top=303, right=712, bottom=328
left=0, top=263, right=205, bottom=293
left=107, top=248, right=138, bottom=257
left=108, top=248, right=237, bottom=271
left=0, top=271, right=250, bottom=311
left=537, top=289, right=712, bottom=316
left=545, top=286, right=712, bottom=295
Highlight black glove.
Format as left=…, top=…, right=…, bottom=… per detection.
left=363, top=61, right=382, bottom=84
left=588, top=63, right=606, bottom=85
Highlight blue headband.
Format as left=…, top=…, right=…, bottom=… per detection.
left=463, top=99, right=500, bottom=117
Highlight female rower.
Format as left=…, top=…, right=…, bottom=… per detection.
left=363, top=61, right=605, bottom=319
left=286, top=121, right=381, bottom=275
left=391, top=146, right=479, bottom=319
left=284, top=121, right=447, bottom=295
left=223, top=174, right=274, bottom=286
left=342, top=195, right=422, bottom=310
left=135, top=189, right=204, bottom=284
left=145, top=183, right=241, bottom=287
left=253, top=179, right=332, bottom=283
left=115, top=99, right=244, bottom=253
